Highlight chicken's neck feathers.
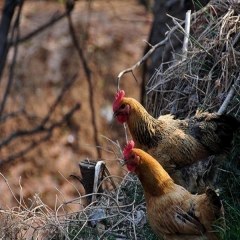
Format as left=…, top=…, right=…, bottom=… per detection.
left=126, top=99, right=164, bottom=148
left=133, top=149, right=175, bottom=197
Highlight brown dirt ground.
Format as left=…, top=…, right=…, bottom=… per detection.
left=0, top=0, right=152, bottom=210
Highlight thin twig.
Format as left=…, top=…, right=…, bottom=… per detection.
left=232, top=31, right=240, bottom=47
left=182, top=10, right=191, bottom=61
left=116, top=36, right=174, bottom=90
left=0, top=74, right=78, bottom=149
left=0, top=103, right=80, bottom=167
left=41, top=73, right=78, bottom=126
left=116, top=4, right=210, bottom=90
left=218, top=74, right=240, bottom=115
left=0, top=108, right=25, bottom=123
left=9, top=8, right=74, bottom=47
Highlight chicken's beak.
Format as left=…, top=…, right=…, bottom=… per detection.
left=122, top=158, right=127, bottom=166
left=120, top=157, right=129, bottom=166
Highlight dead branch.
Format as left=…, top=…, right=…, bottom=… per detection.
left=218, top=73, right=240, bottom=115
left=0, top=74, right=78, bottom=149
left=0, top=0, right=83, bottom=168
left=0, top=103, right=80, bottom=168
left=66, top=0, right=101, bottom=159
left=41, top=73, right=78, bottom=126
left=117, top=4, right=210, bottom=91
left=8, top=4, right=74, bottom=47
left=116, top=16, right=185, bottom=90
left=0, top=74, right=80, bottom=167
left=117, top=36, right=173, bottom=91
left=0, top=109, right=25, bottom=123
left=182, top=10, right=191, bottom=61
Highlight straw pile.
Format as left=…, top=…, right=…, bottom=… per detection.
left=146, top=0, right=240, bottom=119
left=0, top=172, right=156, bottom=239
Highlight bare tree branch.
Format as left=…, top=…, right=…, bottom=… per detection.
left=116, top=16, right=187, bottom=91
left=218, top=73, right=240, bottom=115
left=0, top=0, right=84, bottom=169
left=0, top=109, right=25, bottom=123
left=0, top=74, right=78, bottom=149
left=66, top=0, right=101, bottom=159
left=117, top=11, right=202, bottom=91
left=9, top=7, right=74, bottom=47
left=0, top=103, right=80, bottom=168
left=41, top=73, right=78, bottom=126
left=120, top=4, right=210, bottom=93
left=182, top=10, right=191, bottom=61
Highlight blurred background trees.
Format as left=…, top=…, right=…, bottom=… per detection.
left=0, top=0, right=151, bottom=207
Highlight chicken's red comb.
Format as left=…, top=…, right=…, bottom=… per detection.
left=123, top=140, right=135, bottom=158
left=113, top=90, right=125, bottom=111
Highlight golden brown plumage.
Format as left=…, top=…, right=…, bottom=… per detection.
left=123, top=141, right=225, bottom=240
left=113, top=90, right=239, bottom=192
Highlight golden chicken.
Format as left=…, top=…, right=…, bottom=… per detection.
left=113, top=90, right=239, bottom=192
left=123, top=141, right=224, bottom=240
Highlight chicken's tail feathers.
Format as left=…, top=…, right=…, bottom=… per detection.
left=206, top=188, right=224, bottom=219
left=214, top=114, right=240, bottom=151
left=206, top=188, right=226, bottom=229
left=196, top=112, right=240, bottom=129
left=217, top=114, right=240, bottom=130
left=195, top=113, right=240, bottom=152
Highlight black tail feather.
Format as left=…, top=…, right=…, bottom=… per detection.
left=206, top=188, right=222, bottom=209
left=191, top=113, right=240, bottom=153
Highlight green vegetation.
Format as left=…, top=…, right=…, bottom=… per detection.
left=217, top=134, right=240, bottom=239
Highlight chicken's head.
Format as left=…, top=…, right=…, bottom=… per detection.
left=113, top=90, right=130, bottom=124
left=123, top=140, right=140, bottom=172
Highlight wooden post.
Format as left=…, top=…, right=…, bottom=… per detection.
left=78, top=160, right=105, bottom=204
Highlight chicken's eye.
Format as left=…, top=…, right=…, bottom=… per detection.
left=120, top=104, right=126, bottom=109
left=130, top=154, right=135, bottom=160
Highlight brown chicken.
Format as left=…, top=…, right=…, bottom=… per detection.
left=113, top=90, right=239, bottom=192
left=123, top=141, right=224, bottom=240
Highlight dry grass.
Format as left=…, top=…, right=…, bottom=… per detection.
left=146, top=0, right=240, bottom=119
left=0, top=164, right=156, bottom=239
left=0, top=138, right=156, bottom=240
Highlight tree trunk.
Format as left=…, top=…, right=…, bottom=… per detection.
left=0, top=0, right=20, bottom=82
